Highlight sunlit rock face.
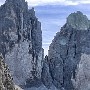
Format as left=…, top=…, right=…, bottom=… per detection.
left=45, top=11, right=90, bottom=90
left=0, top=54, right=23, bottom=90
left=0, top=54, right=15, bottom=90
left=0, top=0, right=43, bottom=87
left=72, top=54, right=90, bottom=90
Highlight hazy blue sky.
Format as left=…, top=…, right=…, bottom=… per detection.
left=0, top=0, right=90, bottom=55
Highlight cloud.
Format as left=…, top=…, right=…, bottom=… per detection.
left=27, top=0, right=65, bottom=6
left=0, top=0, right=5, bottom=5
left=0, top=0, right=90, bottom=6
left=27, top=0, right=78, bottom=6
left=26, top=0, right=90, bottom=6
left=69, top=0, right=90, bottom=4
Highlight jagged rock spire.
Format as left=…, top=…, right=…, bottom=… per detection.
left=47, top=11, right=90, bottom=90
left=0, top=0, right=43, bottom=88
left=67, top=11, right=90, bottom=30
left=5, top=0, right=28, bottom=10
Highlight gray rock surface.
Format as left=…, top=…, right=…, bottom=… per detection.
left=72, top=54, right=90, bottom=90
left=0, top=1, right=90, bottom=90
left=46, top=11, right=90, bottom=90
left=41, top=55, right=53, bottom=89
left=24, top=84, right=58, bottom=90
left=0, top=0, right=43, bottom=87
left=67, top=11, right=90, bottom=30
left=0, top=54, right=15, bottom=90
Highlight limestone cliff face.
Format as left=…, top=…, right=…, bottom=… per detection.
left=0, top=54, right=15, bottom=90
left=72, top=54, right=90, bottom=90
left=0, top=54, right=23, bottom=90
left=0, top=0, right=43, bottom=86
left=42, top=11, right=90, bottom=90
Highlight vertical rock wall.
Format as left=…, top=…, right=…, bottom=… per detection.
left=0, top=0, right=43, bottom=87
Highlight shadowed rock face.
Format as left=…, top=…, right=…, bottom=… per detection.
left=41, top=55, right=53, bottom=89
left=41, top=11, right=90, bottom=90
left=0, top=0, right=43, bottom=87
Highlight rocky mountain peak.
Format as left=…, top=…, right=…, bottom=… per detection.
left=0, top=0, right=43, bottom=88
left=67, top=11, right=90, bottom=30
left=47, top=11, right=90, bottom=90
left=5, top=0, right=28, bottom=12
